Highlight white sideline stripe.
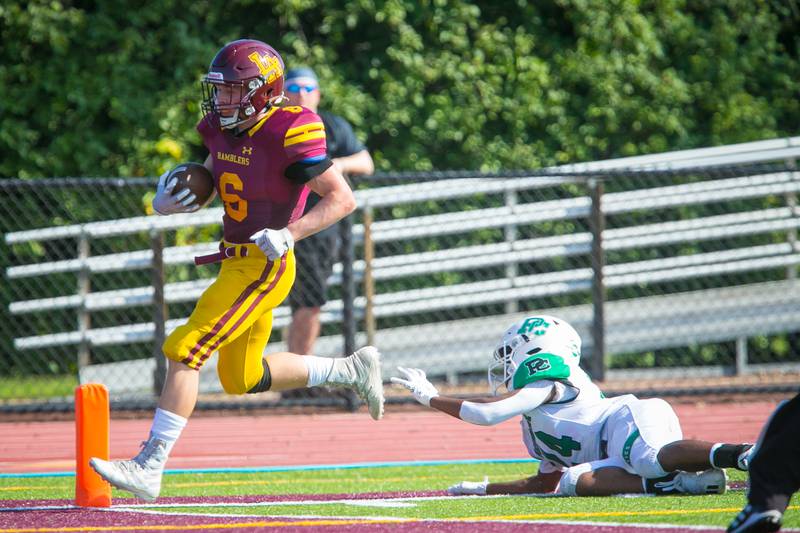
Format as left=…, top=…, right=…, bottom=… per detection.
left=0, top=505, right=81, bottom=512
left=11, top=498, right=799, bottom=531
left=114, top=508, right=415, bottom=521
left=111, top=494, right=550, bottom=510
left=86, top=494, right=522, bottom=513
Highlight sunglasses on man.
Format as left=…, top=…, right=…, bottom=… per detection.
left=286, top=83, right=318, bottom=94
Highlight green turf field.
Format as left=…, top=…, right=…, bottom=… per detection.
left=2, top=462, right=798, bottom=529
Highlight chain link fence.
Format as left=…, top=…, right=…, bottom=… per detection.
left=2, top=159, right=799, bottom=412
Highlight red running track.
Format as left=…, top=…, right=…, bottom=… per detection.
left=0, top=401, right=778, bottom=474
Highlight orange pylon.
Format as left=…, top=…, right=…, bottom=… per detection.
left=75, top=383, right=111, bottom=507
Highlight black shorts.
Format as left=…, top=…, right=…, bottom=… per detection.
left=289, top=228, right=339, bottom=310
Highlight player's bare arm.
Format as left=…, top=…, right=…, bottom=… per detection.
left=333, top=149, right=374, bottom=176
left=288, top=164, right=356, bottom=242
left=448, top=469, right=562, bottom=496
left=489, top=470, right=562, bottom=495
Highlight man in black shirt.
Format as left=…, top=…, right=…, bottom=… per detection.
left=284, top=67, right=374, bottom=356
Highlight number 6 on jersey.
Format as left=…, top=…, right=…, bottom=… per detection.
left=219, top=171, right=248, bottom=222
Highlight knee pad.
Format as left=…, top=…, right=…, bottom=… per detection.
left=556, top=462, right=594, bottom=496
left=219, top=359, right=272, bottom=395
left=246, top=359, right=272, bottom=394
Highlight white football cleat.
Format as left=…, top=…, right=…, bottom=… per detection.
left=89, top=436, right=168, bottom=502
left=674, top=468, right=728, bottom=495
left=328, top=346, right=385, bottom=420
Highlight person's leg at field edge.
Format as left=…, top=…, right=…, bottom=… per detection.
left=288, top=306, right=322, bottom=355
left=727, top=393, right=800, bottom=533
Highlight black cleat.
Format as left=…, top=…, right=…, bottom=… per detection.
left=727, top=504, right=782, bottom=533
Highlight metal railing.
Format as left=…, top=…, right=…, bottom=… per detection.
left=3, top=136, right=799, bottom=410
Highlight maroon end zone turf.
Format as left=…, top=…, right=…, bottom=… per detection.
left=0, top=504, right=726, bottom=533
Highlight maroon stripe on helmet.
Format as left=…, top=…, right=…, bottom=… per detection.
left=181, top=260, right=273, bottom=367
left=195, top=256, right=287, bottom=366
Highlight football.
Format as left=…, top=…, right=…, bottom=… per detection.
left=169, top=162, right=215, bottom=208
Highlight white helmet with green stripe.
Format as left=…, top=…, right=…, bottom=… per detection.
left=488, top=315, right=582, bottom=394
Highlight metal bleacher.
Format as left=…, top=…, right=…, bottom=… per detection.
left=5, top=136, right=800, bottom=397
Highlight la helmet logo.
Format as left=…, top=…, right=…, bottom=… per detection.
left=517, top=317, right=550, bottom=336
left=248, top=52, right=283, bottom=83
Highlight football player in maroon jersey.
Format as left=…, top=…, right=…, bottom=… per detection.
left=90, top=39, right=384, bottom=502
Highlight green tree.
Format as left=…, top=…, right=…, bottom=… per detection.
left=1, top=0, right=797, bottom=178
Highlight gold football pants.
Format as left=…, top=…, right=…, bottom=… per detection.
left=163, top=243, right=295, bottom=394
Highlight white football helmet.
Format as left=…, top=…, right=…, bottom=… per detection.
left=488, top=314, right=582, bottom=394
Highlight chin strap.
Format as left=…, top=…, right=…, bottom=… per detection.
left=270, top=94, right=288, bottom=107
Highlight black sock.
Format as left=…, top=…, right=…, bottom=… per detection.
left=712, top=443, right=749, bottom=469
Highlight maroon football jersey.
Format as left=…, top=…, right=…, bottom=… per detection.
left=197, top=106, right=328, bottom=243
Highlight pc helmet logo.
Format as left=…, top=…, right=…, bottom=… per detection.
left=488, top=315, right=581, bottom=394
left=201, top=39, right=287, bottom=130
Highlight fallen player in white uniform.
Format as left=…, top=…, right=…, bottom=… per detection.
left=392, top=314, right=753, bottom=497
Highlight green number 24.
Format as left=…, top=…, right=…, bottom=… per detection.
left=534, top=431, right=582, bottom=457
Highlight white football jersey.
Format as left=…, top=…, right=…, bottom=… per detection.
left=518, top=357, right=636, bottom=472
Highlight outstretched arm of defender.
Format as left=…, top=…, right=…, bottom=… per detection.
left=391, top=366, right=555, bottom=425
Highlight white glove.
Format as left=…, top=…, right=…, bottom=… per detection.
left=390, top=366, right=439, bottom=407
left=249, top=227, right=295, bottom=260
left=447, top=480, right=488, bottom=496
left=152, top=170, right=199, bottom=215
